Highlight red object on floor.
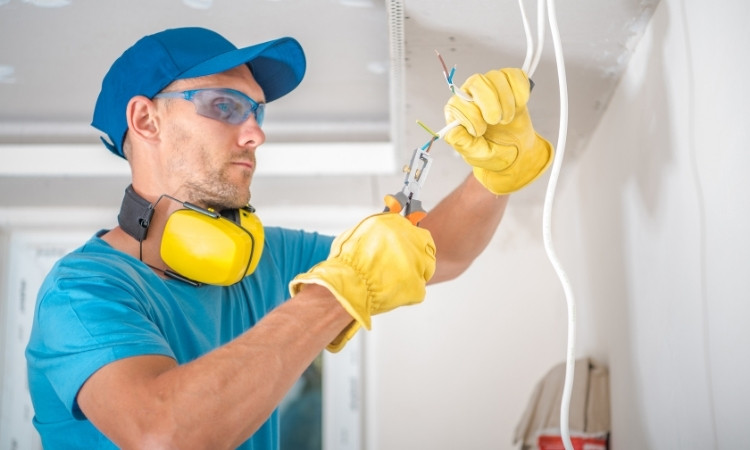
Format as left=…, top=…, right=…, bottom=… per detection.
left=538, top=434, right=608, bottom=450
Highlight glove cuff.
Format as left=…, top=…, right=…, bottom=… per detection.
left=326, top=321, right=362, bottom=353
left=289, top=260, right=373, bottom=330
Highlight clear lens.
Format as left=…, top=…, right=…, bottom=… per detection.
left=193, top=90, right=245, bottom=124
left=157, top=89, right=265, bottom=126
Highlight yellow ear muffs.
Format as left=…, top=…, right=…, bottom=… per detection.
left=161, top=205, right=264, bottom=286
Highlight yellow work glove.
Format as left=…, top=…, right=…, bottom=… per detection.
left=444, top=68, right=554, bottom=195
left=289, top=213, right=436, bottom=352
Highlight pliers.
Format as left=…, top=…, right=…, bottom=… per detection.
left=382, top=51, right=459, bottom=224
left=383, top=143, right=434, bottom=225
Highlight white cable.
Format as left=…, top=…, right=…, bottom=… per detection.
left=517, top=0, right=575, bottom=448
left=540, top=0, right=574, bottom=449
left=436, top=119, right=460, bottom=139
left=529, top=0, right=547, bottom=78
left=436, top=8, right=573, bottom=447
left=518, top=0, right=534, bottom=74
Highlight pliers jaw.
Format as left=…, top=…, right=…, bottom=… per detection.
left=384, top=146, right=433, bottom=225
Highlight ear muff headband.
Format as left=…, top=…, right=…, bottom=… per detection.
left=237, top=206, right=265, bottom=275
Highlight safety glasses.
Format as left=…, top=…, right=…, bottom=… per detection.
left=154, top=88, right=265, bottom=126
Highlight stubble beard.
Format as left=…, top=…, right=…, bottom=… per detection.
left=168, top=126, right=254, bottom=211
left=176, top=153, right=253, bottom=211
left=183, top=171, right=252, bottom=211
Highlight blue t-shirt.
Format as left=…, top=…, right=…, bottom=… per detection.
left=25, top=226, right=334, bottom=449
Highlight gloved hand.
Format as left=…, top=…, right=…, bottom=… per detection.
left=444, top=68, right=554, bottom=195
left=289, top=213, right=436, bottom=352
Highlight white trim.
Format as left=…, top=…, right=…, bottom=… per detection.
left=0, top=142, right=396, bottom=177
left=323, top=334, right=364, bottom=450
left=0, top=120, right=389, bottom=141
left=0, top=207, right=117, bottom=229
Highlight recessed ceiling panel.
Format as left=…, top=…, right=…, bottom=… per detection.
left=0, top=0, right=392, bottom=143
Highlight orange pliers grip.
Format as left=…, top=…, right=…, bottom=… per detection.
left=384, top=192, right=407, bottom=215
left=383, top=145, right=433, bottom=226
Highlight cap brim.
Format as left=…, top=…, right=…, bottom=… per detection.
left=180, top=37, right=305, bottom=103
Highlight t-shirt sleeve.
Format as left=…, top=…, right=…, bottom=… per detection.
left=262, top=227, right=334, bottom=286
left=26, top=271, right=174, bottom=418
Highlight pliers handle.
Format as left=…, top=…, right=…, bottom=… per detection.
left=383, top=145, right=433, bottom=225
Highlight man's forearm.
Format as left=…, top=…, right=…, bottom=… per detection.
left=77, top=284, right=352, bottom=449
left=420, top=174, right=509, bottom=283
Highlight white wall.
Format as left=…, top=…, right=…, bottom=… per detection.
left=371, top=0, right=750, bottom=449
left=369, top=201, right=570, bottom=449
left=557, top=0, right=749, bottom=448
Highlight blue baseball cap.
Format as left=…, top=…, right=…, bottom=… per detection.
left=92, top=27, right=306, bottom=158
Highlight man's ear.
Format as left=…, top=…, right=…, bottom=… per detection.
left=125, top=95, right=161, bottom=145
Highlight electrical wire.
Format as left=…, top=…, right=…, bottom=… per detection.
left=518, top=0, right=575, bottom=448
left=519, top=0, right=534, bottom=73
left=430, top=52, right=468, bottom=142
left=427, top=3, right=574, bottom=447
left=529, top=0, right=547, bottom=78
left=527, top=0, right=575, bottom=448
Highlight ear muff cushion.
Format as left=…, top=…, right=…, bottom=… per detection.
left=161, top=209, right=255, bottom=286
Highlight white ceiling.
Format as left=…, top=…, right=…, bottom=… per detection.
left=0, top=0, right=659, bottom=210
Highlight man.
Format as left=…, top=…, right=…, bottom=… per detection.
left=25, top=27, right=552, bottom=449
